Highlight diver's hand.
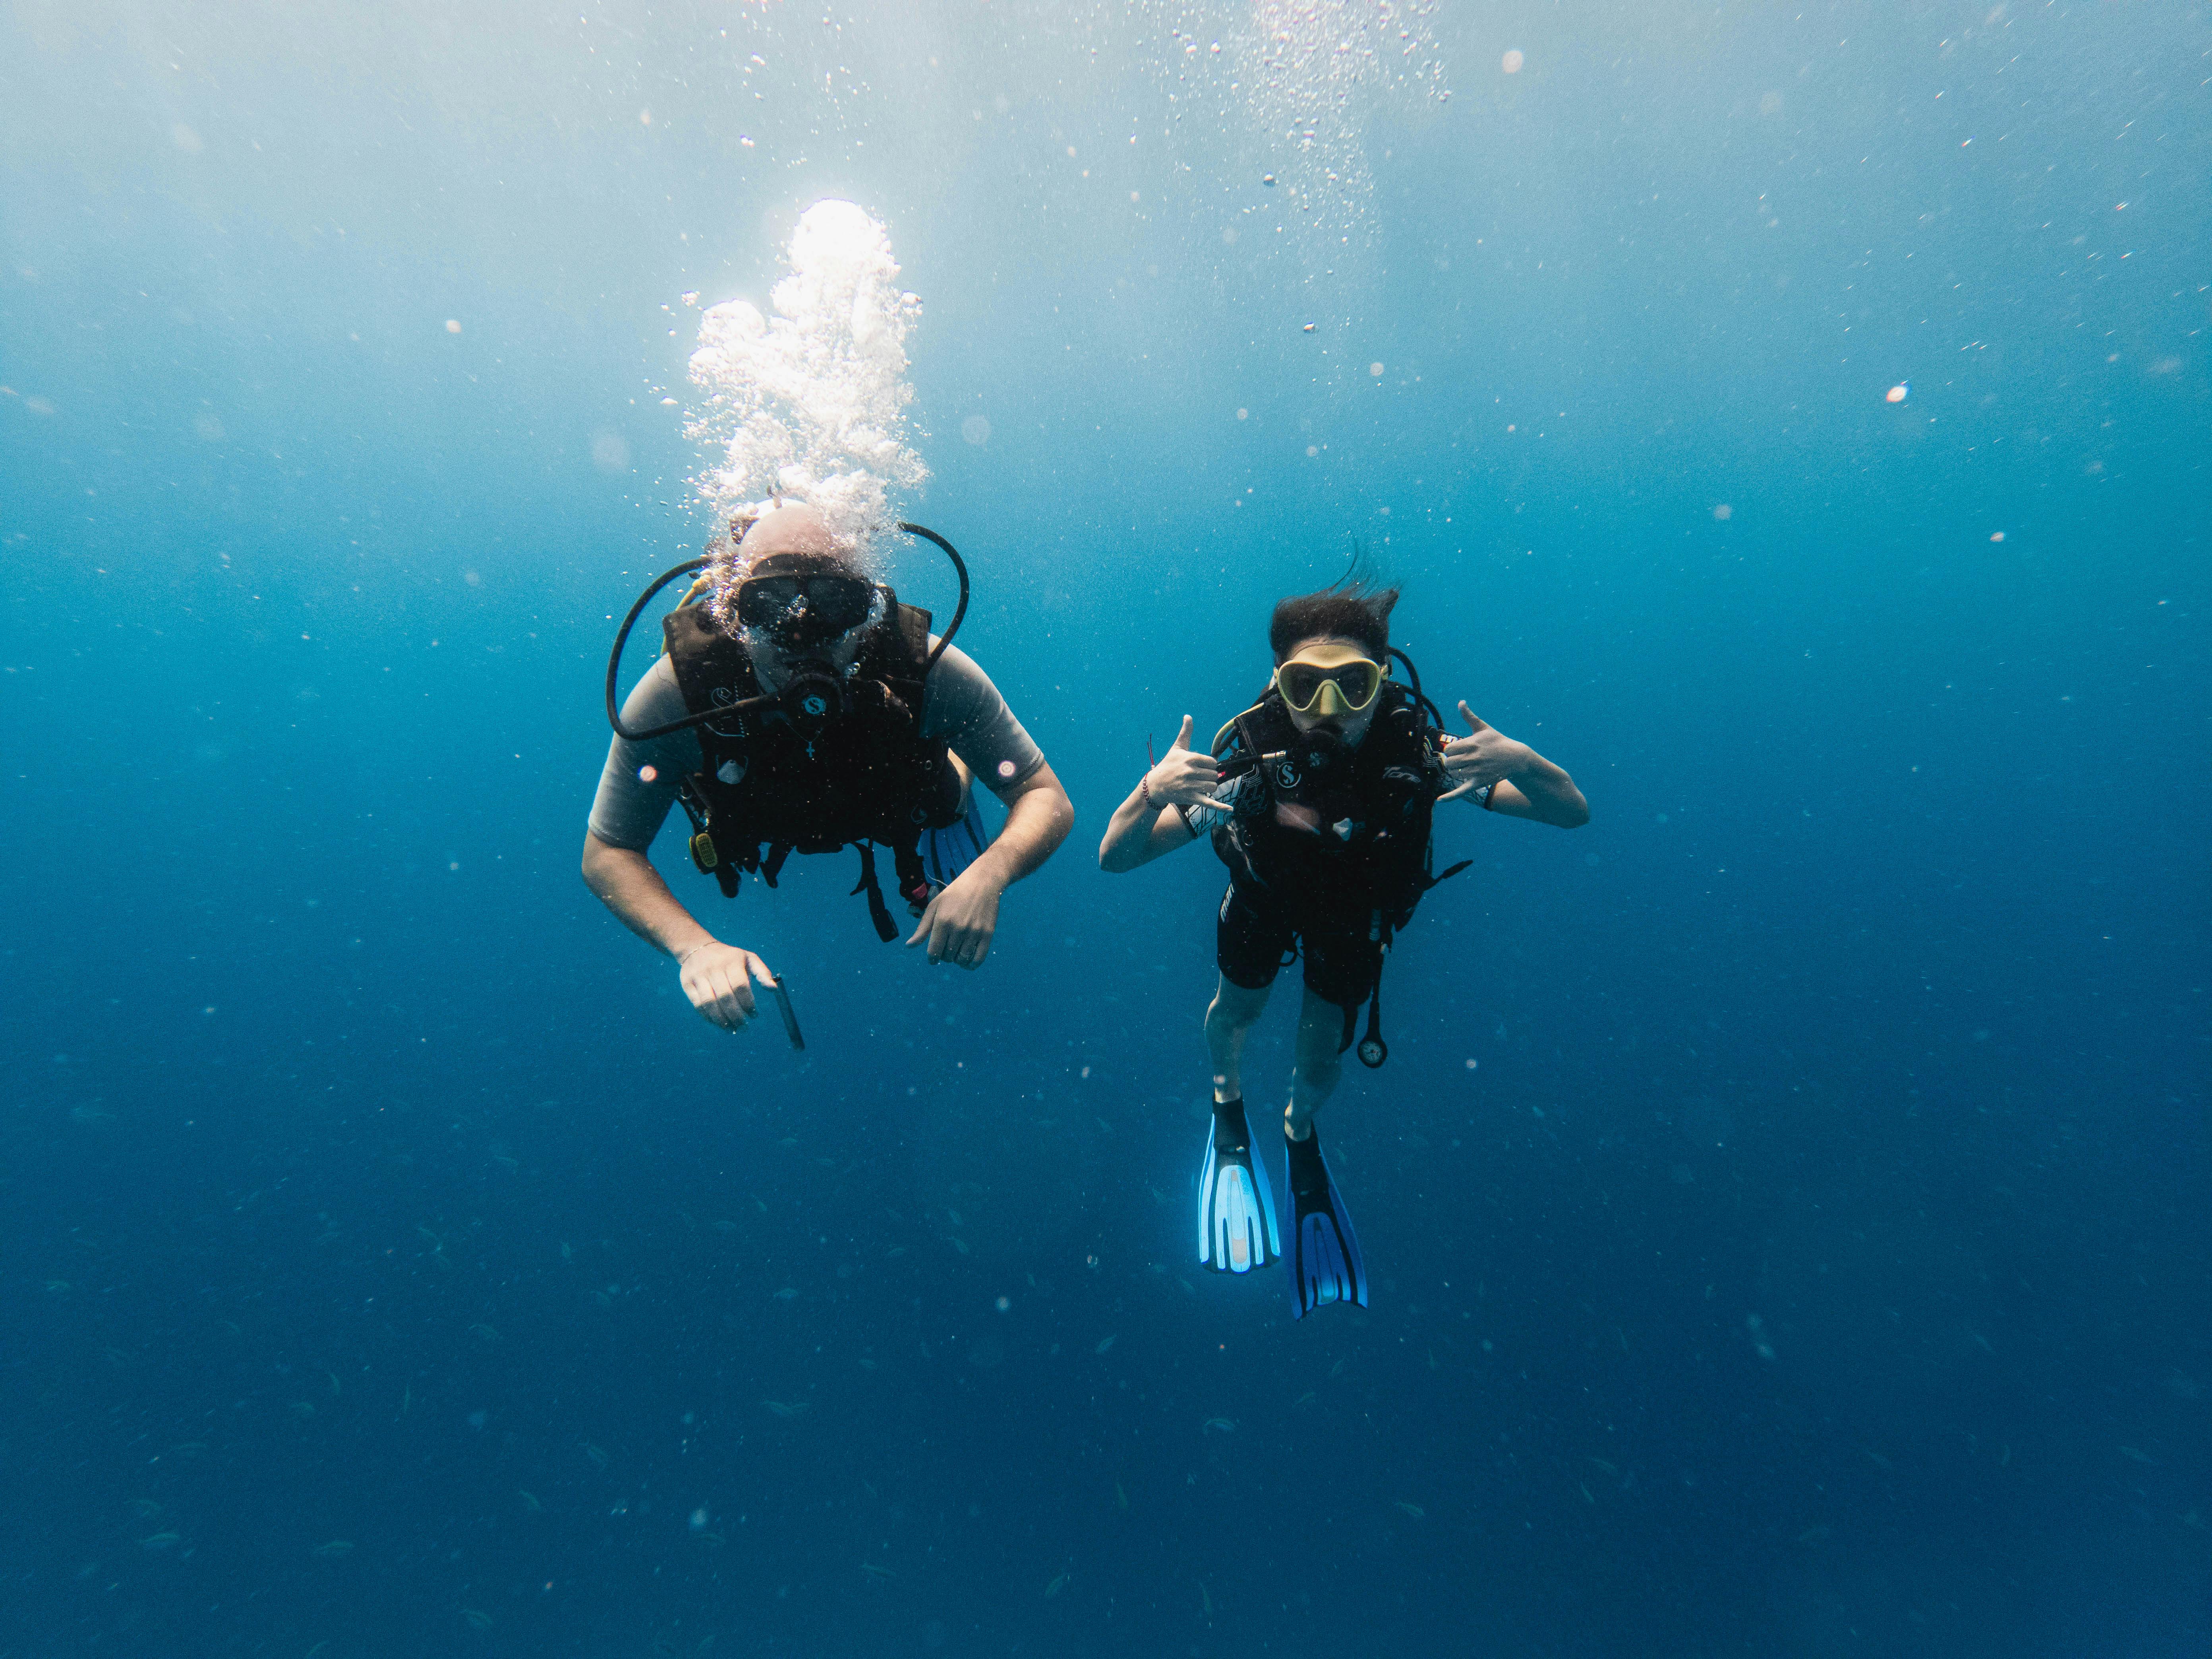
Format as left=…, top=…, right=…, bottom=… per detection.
left=1439, top=702, right=1535, bottom=802
left=678, top=941, right=775, bottom=1031
left=905, top=868, right=1002, bottom=970
left=1146, top=715, right=1237, bottom=813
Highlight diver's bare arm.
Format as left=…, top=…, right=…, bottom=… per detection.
left=1098, top=781, right=1196, bottom=872
left=1482, top=754, right=1589, bottom=828
left=582, top=832, right=720, bottom=956
left=1098, top=714, right=1226, bottom=872
left=971, top=761, right=1076, bottom=890
left=1438, top=701, right=1589, bottom=828
left=904, top=762, right=1074, bottom=969
left=583, top=831, right=773, bottom=1029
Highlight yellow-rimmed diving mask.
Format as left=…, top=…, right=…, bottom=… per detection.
left=1273, top=643, right=1386, bottom=716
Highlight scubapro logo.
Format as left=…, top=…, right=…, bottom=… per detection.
left=800, top=694, right=829, bottom=718
left=1274, top=761, right=1301, bottom=791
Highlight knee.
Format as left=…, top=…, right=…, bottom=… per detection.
left=1206, top=983, right=1265, bottom=1035
left=1297, top=1051, right=1342, bottom=1090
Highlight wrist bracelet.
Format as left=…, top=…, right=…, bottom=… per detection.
left=676, top=943, right=711, bottom=969
left=1139, top=771, right=1154, bottom=810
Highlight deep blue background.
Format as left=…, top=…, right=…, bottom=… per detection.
left=3, top=3, right=2206, bottom=1655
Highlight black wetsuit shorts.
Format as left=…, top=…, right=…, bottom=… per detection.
left=1216, top=880, right=1381, bottom=1011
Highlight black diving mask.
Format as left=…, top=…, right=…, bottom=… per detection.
left=735, top=572, right=877, bottom=650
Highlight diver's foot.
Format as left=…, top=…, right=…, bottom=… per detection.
left=1197, top=1098, right=1280, bottom=1274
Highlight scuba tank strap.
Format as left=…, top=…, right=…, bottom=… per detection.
left=851, top=843, right=899, bottom=943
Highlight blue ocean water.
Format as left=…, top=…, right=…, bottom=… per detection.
left=3, top=3, right=2206, bottom=1655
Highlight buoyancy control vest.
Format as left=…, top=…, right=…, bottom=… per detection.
left=1209, top=664, right=1471, bottom=1065
left=659, top=596, right=967, bottom=940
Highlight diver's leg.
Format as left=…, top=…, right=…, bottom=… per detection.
left=1286, top=987, right=1347, bottom=1140
left=1205, top=975, right=1271, bottom=1105
left=1208, top=882, right=1289, bottom=1105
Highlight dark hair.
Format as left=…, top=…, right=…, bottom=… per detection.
left=1268, top=572, right=1400, bottom=663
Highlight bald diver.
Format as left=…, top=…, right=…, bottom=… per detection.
left=585, top=502, right=1073, bottom=1034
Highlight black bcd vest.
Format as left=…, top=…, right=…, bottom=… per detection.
left=661, top=592, right=965, bottom=940
left=1210, top=682, right=1468, bottom=936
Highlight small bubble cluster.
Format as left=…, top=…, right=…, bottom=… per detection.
left=1133, top=0, right=1452, bottom=243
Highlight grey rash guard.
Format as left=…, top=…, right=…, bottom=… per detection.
left=588, top=638, right=1046, bottom=852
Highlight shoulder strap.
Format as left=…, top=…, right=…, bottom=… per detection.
left=884, top=597, right=933, bottom=670
left=662, top=604, right=758, bottom=719
left=852, top=592, right=934, bottom=716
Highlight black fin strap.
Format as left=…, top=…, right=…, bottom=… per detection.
left=851, top=843, right=897, bottom=942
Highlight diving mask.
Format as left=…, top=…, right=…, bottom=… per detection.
left=1273, top=646, right=1386, bottom=716
left=734, top=568, right=877, bottom=650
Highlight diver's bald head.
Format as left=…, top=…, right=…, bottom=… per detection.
left=737, top=503, right=846, bottom=568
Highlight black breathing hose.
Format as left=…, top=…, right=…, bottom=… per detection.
left=1389, top=646, right=1444, bottom=731
left=605, top=557, right=733, bottom=742
left=895, top=521, right=970, bottom=677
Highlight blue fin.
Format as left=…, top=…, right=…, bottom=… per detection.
left=1286, top=1128, right=1367, bottom=1317
left=920, top=796, right=991, bottom=890
left=1198, top=1099, right=1279, bottom=1274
